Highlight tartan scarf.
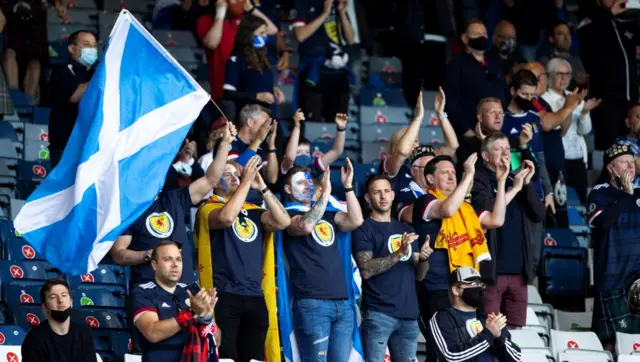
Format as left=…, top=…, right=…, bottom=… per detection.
left=175, top=310, right=219, bottom=362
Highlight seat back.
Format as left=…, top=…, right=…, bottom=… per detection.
left=527, top=306, right=542, bottom=326
left=554, top=310, right=593, bottom=331
left=510, top=328, right=546, bottom=348
left=616, top=332, right=640, bottom=355
left=550, top=329, right=604, bottom=361
left=529, top=303, right=555, bottom=331
left=528, top=285, right=543, bottom=303
left=73, top=284, right=127, bottom=308
left=619, top=356, right=640, bottom=362
left=4, top=281, right=44, bottom=305
left=12, top=304, right=46, bottom=331
left=360, top=88, right=407, bottom=107
left=0, top=345, right=21, bottom=362
left=543, top=228, right=580, bottom=248
left=540, top=246, right=588, bottom=298
left=4, top=236, right=42, bottom=261
left=78, top=309, right=128, bottom=330
left=0, top=325, right=26, bottom=345
left=520, top=348, right=554, bottom=362
left=360, top=105, right=409, bottom=125
left=71, top=264, right=127, bottom=287
left=558, top=350, right=612, bottom=362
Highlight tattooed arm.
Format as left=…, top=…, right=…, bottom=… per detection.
left=286, top=193, right=330, bottom=236
left=261, top=189, right=292, bottom=232
left=355, top=251, right=401, bottom=280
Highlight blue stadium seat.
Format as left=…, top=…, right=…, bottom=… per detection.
left=542, top=229, right=580, bottom=248
left=78, top=309, right=128, bottom=330
left=568, top=207, right=589, bottom=235
left=0, top=303, right=9, bottom=324
left=0, top=260, right=63, bottom=281
left=367, top=73, right=402, bottom=89
left=360, top=88, right=407, bottom=108
left=71, top=264, right=127, bottom=287
left=330, top=169, right=345, bottom=200
left=32, top=107, right=50, bottom=125
left=4, top=236, right=42, bottom=261
left=0, top=123, right=18, bottom=142
left=353, top=163, right=379, bottom=195
left=0, top=325, right=26, bottom=345
left=73, top=285, right=127, bottom=309
left=0, top=139, right=19, bottom=160
left=66, top=0, right=98, bottom=10
left=566, top=186, right=585, bottom=213
left=304, top=122, right=358, bottom=142
left=47, top=23, right=97, bottom=43
left=109, top=330, right=132, bottom=357
left=17, top=160, right=50, bottom=182
left=4, top=281, right=44, bottom=305
left=539, top=246, right=588, bottom=298
left=9, top=89, right=34, bottom=114
left=12, top=304, right=46, bottom=330
left=360, top=105, right=410, bottom=125
left=368, top=56, right=402, bottom=74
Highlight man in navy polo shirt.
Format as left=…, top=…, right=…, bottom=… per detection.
left=282, top=159, right=363, bottom=361
left=132, top=241, right=219, bottom=362
left=353, top=174, right=432, bottom=361
left=292, top=0, right=355, bottom=122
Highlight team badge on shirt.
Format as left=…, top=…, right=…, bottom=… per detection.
left=589, top=203, right=596, bottom=213
left=232, top=216, right=258, bottom=243
left=466, top=319, right=484, bottom=337
left=388, top=234, right=411, bottom=262
left=145, top=212, right=174, bottom=238
left=312, top=220, right=335, bottom=247
left=636, top=199, right=640, bottom=208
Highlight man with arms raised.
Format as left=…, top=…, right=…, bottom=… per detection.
left=282, top=159, right=363, bottom=361
left=353, top=173, right=433, bottom=361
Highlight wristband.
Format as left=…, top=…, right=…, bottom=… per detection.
left=215, top=6, right=227, bottom=19
left=261, top=187, right=270, bottom=195
left=437, top=112, right=448, bottom=121
left=336, top=126, right=346, bottom=132
left=344, top=187, right=354, bottom=193
left=518, top=143, right=528, bottom=150
left=268, top=149, right=276, bottom=153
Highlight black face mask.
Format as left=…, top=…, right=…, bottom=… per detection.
left=50, top=307, right=72, bottom=323
left=514, top=96, right=537, bottom=112
left=467, top=36, right=488, bottom=52
left=461, top=287, right=484, bottom=308
left=498, top=39, right=517, bottom=56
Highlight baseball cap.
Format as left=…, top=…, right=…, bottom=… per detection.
left=449, top=266, right=483, bottom=285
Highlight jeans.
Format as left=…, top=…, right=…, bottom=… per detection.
left=361, top=309, right=419, bottom=362
left=292, top=298, right=355, bottom=362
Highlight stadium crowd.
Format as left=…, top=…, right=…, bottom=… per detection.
left=4, top=0, right=640, bottom=361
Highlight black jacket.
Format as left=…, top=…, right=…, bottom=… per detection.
left=579, top=6, right=639, bottom=102
left=471, top=164, right=545, bottom=284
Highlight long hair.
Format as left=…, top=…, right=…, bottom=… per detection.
left=232, top=14, right=271, bottom=73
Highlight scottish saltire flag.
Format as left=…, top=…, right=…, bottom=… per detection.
left=276, top=195, right=364, bottom=362
left=13, top=10, right=209, bottom=275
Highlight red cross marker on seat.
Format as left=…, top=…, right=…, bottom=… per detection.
left=32, top=165, right=46, bottom=178
left=128, top=339, right=132, bottom=351
left=567, top=340, right=579, bottom=348
left=10, top=266, right=23, bottom=279
left=6, top=352, right=18, bottom=362
left=22, top=245, right=35, bottom=259
left=384, top=354, right=392, bottom=362
left=633, top=343, right=640, bottom=351
left=81, top=273, right=95, bottom=283
left=20, top=293, right=34, bottom=304
left=86, top=316, right=99, bottom=328
left=39, top=132, right=49, bottom=142
left=26, top=313, right=40, bottom=326
left=0, top=332, right=5, bottom=344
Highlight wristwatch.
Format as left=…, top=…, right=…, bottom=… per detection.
left=437, top=112, right=448, bottom=121
left=143, top=250, right=152, bottom=262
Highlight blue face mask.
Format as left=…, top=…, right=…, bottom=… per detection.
left=253, top=35, right=268, bottom=49
left=295, top=154, right=314, bottom=168
left=79, top=47, right=98, bottom=66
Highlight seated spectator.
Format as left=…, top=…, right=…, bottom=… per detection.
left=488, top=20, right=525, bottom=81
left=354, top=174, right=431, bottom=362
left=283, top=162, right=363, bottom=360
left=542, top=58, right=599, bottom=204
left=589, top=143, right=640, bottom=349
left=1, top=0, right=48, bottom=102
left=443, top=19, right=508, bottom=137
left=281, top=108, right=347, bottom=176
left=21, top=278, right=98, bottom=362
left=293, top=0, right=355, bottom=122
left=197, top=0, right=277, bottom=100
left=617, top=105, right=640, bottom=187
left=164, top=138, right=206, bottom=191
left=132, top=241, right=220, bottom=361
left=472, top=133, right=544, bottom=329
left=223, top=14, right=285, bottom=113
left=538, top=21, right=588, bottom=88
left=412, top=153, right=507, bottom=362
left=152, top=0, right=203, bottom=30
left=427, top=266, right=522, bottom=362
left=48, top=30, right=98, bottom=168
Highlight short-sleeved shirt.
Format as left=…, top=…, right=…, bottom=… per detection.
left=124, top=187, right=196, bottom=285
left=283, top=209, right=348, bottom=299
left=587, top=183, right=640, bottom=292
left=395, top=181, right=425, bottom=221
left=224, top=53, right=274, bottom=96
left=132, top=281, right=190, bottom=362
left=196, top=14, right=241, bottom=99
left=210, top=207, right=267, bottom=296
left=352, top=218, right=419, bottom=319
left=48, top=60, right=95, bottom=150
left=292, top=0, right=343, bottom=61
left=412, top=193, right=488, bottom=291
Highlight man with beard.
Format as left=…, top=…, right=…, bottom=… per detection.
left=353, top=173, right=432, bottom=361
left=616, top=105, right=640, bottom=187
left=488, top=20, right=525, bottom=81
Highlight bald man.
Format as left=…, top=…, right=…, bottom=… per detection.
left=489, top=20, right=525, bottom=78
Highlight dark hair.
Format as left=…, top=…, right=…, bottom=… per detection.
left=424, top=155, right=455, bottom=177
left=481, top=132, right=509, bottom=153
left=299, top=137, right=311, bottom=147
left=232, top=14, right=271, bottom=73
left=68, top=30, right=96, bottom=46
left=40, top=278, right=71, bottom=304
left=550, top=20, right=571, bottom=35
left=365, top=173, right=392, bottom=194
left=151, top=240, right=180, bottom=262
left=284, top=166, right=311, bottom=187
left=510, top=69, right=538, bottom=91
left=465, top=18, right=486, bottom=32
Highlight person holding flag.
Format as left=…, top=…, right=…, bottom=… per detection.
left=281, top=158, right=364, bottom=361
left=195, top=156, right=290, bottom=362
left=353, top=173, right=433, bottom=361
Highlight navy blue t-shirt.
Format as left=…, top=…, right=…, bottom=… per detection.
left=224, top=54, right=275, bottom=95
left=395, top=181, right=424, bottom=221
left=587, top=183, right=640, bottom=292
left=283, top=209, right=347, bottom=299
left=124, top=187, right=196, bottom=285
left=537, top=97, right=565, bottom=174
left=131, top=281, right=190, bottom=362
left=352, top=219, right=419, bottom=319
left=495, top=181, right=525, bottom=275
left=293, top=0, right=343, bottom=61
left=210, top=207, right=266, bottom=296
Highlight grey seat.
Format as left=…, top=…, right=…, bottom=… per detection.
left=304, top=122, right=358, bottom=142
left=152, top=30, right=198, bottom=48
left=24, top=124, right=49, bottom=143
left=360, top=142, right=388, bottom=164
left=24, top=141, right=50, bottom=163
left=360, top=105, right=410, bottom=125
left=48, top=24, right=97, bottom=43
left=103, top=0, right=148, bottom=14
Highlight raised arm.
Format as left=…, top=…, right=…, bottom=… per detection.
left=428, top=154, right=477, bottom=219
left=320, top=113, right=347, bottom=168
left=539, top=89, right=583, bottom=132
left=286, top=171, right=332, bottom=236
left=282, top=109, right=305, bottom=174
left=479, top=158, right=509, bottom=229
left=208, top=156, right=261, bottom=229
left=294, top=0, right=332, bottom=43
left=247, top=1, right=278, bottom=35
left=412, top=235, right=432, bottom=281
left=337, top=0, right=355, bottom=45
left=356, top=232, right=417, bottom=279
left=256, top=173, right=291, bottom=232
left=190, top=122, right=237, bottom=203
left=200, top=1, right=227, bottom=50
left=263, top=121, right=279, bottom=184
left=385, top=92, right=424, bottom=177
left=434, top=87, right=459, bottom=157
left=334, top=158, right=364, bottom=231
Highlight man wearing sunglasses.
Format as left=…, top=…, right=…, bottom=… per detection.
left=427, top=266, right=521, bottom=362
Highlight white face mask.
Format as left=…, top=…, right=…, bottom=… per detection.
left=291, top=171, right=315, bottom=202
